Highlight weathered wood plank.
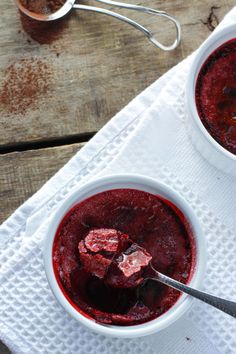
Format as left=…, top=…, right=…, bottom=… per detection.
left=0, top=342, right=10, bottom=354
left=0, top=143, right=83, bottom=223
left=0, top=1, right=234, bottom=146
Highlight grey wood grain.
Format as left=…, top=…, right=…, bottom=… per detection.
left=0, top=142, right=83, bottom=223
left=0, top=1, right=234, bottom=147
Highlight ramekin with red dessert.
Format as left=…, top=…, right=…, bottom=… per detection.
left=186, top=24, right=236, bottom=175
left=44, top=175, right=205, bottom=338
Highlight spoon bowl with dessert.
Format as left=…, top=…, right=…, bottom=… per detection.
left=80, top=227, right=236, bottom=319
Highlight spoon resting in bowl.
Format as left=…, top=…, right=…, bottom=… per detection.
left=79, top=228, right=236, bottom=318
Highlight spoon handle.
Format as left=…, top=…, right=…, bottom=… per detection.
left=153, top=270, right=236, bottom=318
left=73, top=4, right=181, bottom=51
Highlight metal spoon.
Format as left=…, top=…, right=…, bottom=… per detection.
left=116, top=245, right=236, bottom=318
left=115, top=244, right=236, bottom=318
left=79, top=228, right=236, bottom=318
left=146, top=264, right=236, bottom=318
left=15, top=0, right=181, bottom=51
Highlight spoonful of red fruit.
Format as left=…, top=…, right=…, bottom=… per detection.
left=79, top=228, right=236, bottom=318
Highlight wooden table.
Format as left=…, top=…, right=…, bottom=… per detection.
left=0, top=1, right=234, bottom=352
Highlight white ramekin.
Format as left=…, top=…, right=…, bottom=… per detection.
left=186, top=24, right=236, bottom=175
left=44, top=174, right=206, bottom=338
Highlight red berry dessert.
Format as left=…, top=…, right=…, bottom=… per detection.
left=53, top=189, right=195, bottom=325
left=78, top=228, right=152, bottom=288
left=196, top=38, right=236, bottom=154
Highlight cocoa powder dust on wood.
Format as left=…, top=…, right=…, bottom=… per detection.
left=0, top=58, right=52, bottom=116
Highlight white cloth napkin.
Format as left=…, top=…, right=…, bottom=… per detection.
left=1, top=7, right=236, bottom=354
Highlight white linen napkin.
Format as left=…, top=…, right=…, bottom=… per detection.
left=1, top=7, right=236, bottom=354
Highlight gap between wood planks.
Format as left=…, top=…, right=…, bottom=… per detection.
left=0, top=132, right=96, bottom=154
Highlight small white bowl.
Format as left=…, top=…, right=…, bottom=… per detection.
left=44, top=174, right=206, bottom=338
left=186, top=24, right=236, bottom=175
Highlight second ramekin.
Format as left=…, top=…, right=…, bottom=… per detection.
left=186, top=24, right=236, bottom=176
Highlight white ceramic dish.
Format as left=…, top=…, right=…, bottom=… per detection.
left=44, top=174, right=206, bottom=338
left=186, top=24, right=236, bottom=175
